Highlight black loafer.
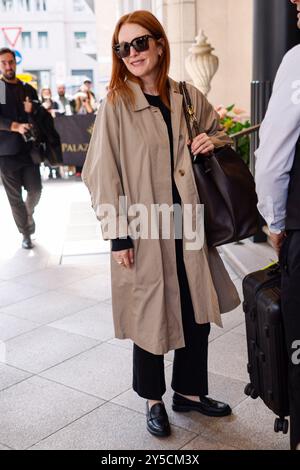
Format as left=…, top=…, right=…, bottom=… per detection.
left=172, top=393, right=232, bottom=417
left=22, top=236, right=33, bottom=250
left=146, top=401, right=171, bottom=437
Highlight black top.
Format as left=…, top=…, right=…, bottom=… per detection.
left=0, top=79, right=39, bottom=170
left=111, top=93, right=181, bottom=251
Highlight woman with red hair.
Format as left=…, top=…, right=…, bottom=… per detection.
left=83, top=10, right=240, bottom=437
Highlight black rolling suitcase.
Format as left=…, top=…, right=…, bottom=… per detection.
left=242, top=263, right=289, bottom=434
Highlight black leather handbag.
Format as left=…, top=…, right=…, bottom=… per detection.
left=179, top=81, right=259, bottom=247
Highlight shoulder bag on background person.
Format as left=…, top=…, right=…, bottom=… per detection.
left=179, top=81, right=259, bottom=247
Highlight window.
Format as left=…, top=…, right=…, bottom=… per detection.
left=74, top=32, right=87, bottom=49
left=25, top=69, right=50, bottom=89
left=71, top=69, right=93, bottom=94
left=35, top=0, right=46, bottom=11
left=17, top=0, right=30, bottom=10
left=0, top=0, right=14, bottom=12
left=73, top=0, right=85, bottom=12
left=38, top=31, right=48, bottom=48
left=21, top=31, right=32, bottom=48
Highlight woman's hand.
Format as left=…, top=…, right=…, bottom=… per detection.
left=112, top=249, right=134, bottom=269
left=189, top=133, right=214, bottom=157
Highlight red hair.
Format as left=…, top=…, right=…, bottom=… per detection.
left=108, top=10, right=171, bottom=108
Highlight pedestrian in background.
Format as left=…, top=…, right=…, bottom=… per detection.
left=0, top=47, right=42, bottom=249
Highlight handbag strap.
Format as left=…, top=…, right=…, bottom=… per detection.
left=179, top=81, right=203, bottom=138
left=179, top=81, right=210, bottom=163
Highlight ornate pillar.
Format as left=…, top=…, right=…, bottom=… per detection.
left=154, top=0, right=197, bottom=82
left=185, top=30, right=219, bottom=96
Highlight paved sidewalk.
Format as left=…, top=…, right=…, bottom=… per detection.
left=0, top=179, right=289, bottom=450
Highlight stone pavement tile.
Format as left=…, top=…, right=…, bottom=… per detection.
left=62, top=240, right=109, bottom=256
left=1, top=291, right=97, bottom=325
left=181, top=434, right=238, bottom=450
left=50, top=303, right=115, bottom=341
left=231, top=322, right=247, bottom=337
left=0, top=312, right=39, bottom=341
left=0, top=247, right=51, bottom=281
left=221, top=305, right=245, bottom=332
left=40, top=343, right=133, bottom=400
left=107, top=338, right=133, bottom=350
left=208, top=331, right=249, bottom=383
left=233, top=278, right=243, bottom=298
left=164, top=349, right=174, bottom=362
left=219, top=253, right=240, bottom=281
left=209, top=307, right=245, bottom=344
left=0, top=444, right=10, bottom=450
left=65, top=224, right=101, bottom=241
left=0, top=363, right=32, bottom=391
left=29, top=402, right=196, bottom=450
left=13, top=265, right=96, bottom=291
left=0, top=281, right=43, bottom=309
left=112, top=369, right=247, bottom=435
left=209, top=325, right=225, bottom=343
left=67, top=209, right=97, bottom=226
left=197, top=397, right=289, bottom=450
left=59, top=274, right=111, bottom=302
left=4, top=326, right=99, bottom=374
left=107, top=338, right=174, bottom=363
left=61, top=253, right=110, bottom=271
left=0, top=376, right=103, bottom=450
left=221, top=240, right=276, bottom=278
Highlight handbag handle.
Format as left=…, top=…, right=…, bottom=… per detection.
left=179, top=81, right=212, bottom=165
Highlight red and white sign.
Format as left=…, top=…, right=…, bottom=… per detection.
left=1, top=27, right=22, bottom=48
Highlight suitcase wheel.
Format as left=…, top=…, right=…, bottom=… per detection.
left=244, top=383, right=259, bottom=399
left=274, top=417, right=289, bottom=434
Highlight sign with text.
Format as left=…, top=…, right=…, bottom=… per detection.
left=54, top=114, right=95, bottom=166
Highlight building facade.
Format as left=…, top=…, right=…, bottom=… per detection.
left=93, top=0, right=253, bottom=111
left=0, top=0, right=99, bottom=95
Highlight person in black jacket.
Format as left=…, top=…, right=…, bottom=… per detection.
left=0, top=48, right=42, bottom=249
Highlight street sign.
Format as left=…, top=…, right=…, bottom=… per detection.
left=1, top=27, right=22, bottom=48
left=14, top=50, right=22, bottom=65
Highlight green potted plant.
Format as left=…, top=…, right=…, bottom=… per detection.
left=216, top=104, right=251, bottom=165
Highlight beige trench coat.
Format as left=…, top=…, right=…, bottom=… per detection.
left=82, top=77, right=240, bottom=355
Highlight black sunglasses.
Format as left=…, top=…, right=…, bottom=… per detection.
left=113, top=34, right=159, bottom=59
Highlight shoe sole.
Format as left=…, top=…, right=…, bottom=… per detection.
left=172, top=404, right=231, bottom=417
left=146, top=424, right=171, bottom=438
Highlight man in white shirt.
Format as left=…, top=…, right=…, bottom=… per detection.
left=255, top=0, right=300, bottom=450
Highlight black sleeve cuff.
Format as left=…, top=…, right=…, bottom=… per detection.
left=111, top=236, right=133, bottom=252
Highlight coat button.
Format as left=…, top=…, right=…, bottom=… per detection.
left=179, top=169, right=185, bottom=176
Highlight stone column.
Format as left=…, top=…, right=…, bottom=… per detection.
left=154, top=0, right=197, bottom=81
left=117, top=0, right=153, bottom=15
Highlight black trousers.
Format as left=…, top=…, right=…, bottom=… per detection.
left=280, top=230, right=300, bottom=450
left=1, top=162, right=42, bottom=236
left=133, top=237, right=211, bottom=400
